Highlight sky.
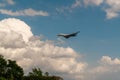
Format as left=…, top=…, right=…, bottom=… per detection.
left=0, top=0, right=120, bottom=80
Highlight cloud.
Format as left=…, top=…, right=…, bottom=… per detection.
left=83, top=0, right=103, bottom=6
left=0, top=3, right=5, bottom=7
left=6, top=0, right=15, bottom=5
left=0, top=18, right=33, bottom=42
left=104, top=0, right=120, bottom=19
left=105, top=9, right=119, bottom=19
left=56, top=0, right=120, bottom=19
left=92, top=56, right=120, bottom=73
left=56, top=0, right=81, bottom=13
left=0, top=0, right=15, bottom=7
left=83, top=56, right=120, bottom=80
left=0, top=18, right=86, bottom=80
left=0, top=8, right=49, bottom=16
left=71, top=0, right=81, bottom=9
left=82, top=0, right=120, bottom=19
left=100, top=56, right=120, bottom=65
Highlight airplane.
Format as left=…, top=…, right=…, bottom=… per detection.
left=57, top=31, right=80, bottom=39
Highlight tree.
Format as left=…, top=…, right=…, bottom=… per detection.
left=28, top=68, right=42, bottom=77
left=0, top=55, right=7, bottom=77
left=26, top=67, right=64, bottom=80
left=44, top=72, right=49, bottom=77
left=0, top=55, right=24, bottom=80
left=50, top=76, right=64, bottom=80
left=6, top=60, right=24, bottom=80
left=0, top=77, right=7, bottom=80
left=0, top=55, right=64, bottom=80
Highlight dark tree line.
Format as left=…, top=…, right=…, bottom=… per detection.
left=0, top=55, right=23, bottom=80
left=0, top=55, right=63, bottom=80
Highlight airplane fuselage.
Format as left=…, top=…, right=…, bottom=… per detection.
left=57, top=31, right=80, bottom=39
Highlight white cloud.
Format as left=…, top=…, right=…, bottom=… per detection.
left=100, top=56, right=120, bottom=65
left=0, top=18, right=33, bottom=42
left=0, top=18, right=86, bottom=80
left=0, top=8, right=49, bottom=16
left=83, top=56, right=120, bottom=80
left=6, top=0, right=15, bottom=5
left=91, top=56, right=120, bottom=73
left=0, top=3, right=5, bottom=7
left=84, top=0, right=103, bottom=6
left=105, top=9, right=119, bottom=19
left=56, top=0, right=81, bottom=13
left=0, top=0, right=15, bottom=8
left=71, top=0, right=81, bottom=9
left=82, top=0, right=120, bottom=19
left=104, top=0, right=120, bottom=19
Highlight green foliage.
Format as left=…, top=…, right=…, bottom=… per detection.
left=0, top=55, right=7, bottom=77
left=0, top=77, right=7, bottom=80
left=0, top=55, right=63, bottom=80
left=5, top=60, right=24, bottom=80
left=0, top=55, right=24, bottom=80
left=44, top=72, right=49, bottom=77
left=27, top=67, right=63, bottom=80
left=28, top=68, right=42, bottom=77
left=23, top=76, right=63, bottom=80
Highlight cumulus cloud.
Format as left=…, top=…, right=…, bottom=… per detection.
left=0, top=8, right=49, bottom=16
left=83, top=56, right=120, bottom=80
left=100, top=56, right=120, bottom=65
left=0, top=18, right=86, bottom=80
left=92, top=56, right=120, bottom=73
left=0, top=18, right=33, bottom=42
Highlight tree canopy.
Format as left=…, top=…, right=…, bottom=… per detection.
left=0, top=55, right=24, bottom=80
left=0, top=55, right=63, bottom=80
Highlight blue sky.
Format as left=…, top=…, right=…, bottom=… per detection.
left=0, top=0, right=120, bottom=80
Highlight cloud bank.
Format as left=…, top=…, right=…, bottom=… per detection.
left=83, top=56, right=120, bottom=80
left=0, top=18, right=86, bottom=80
